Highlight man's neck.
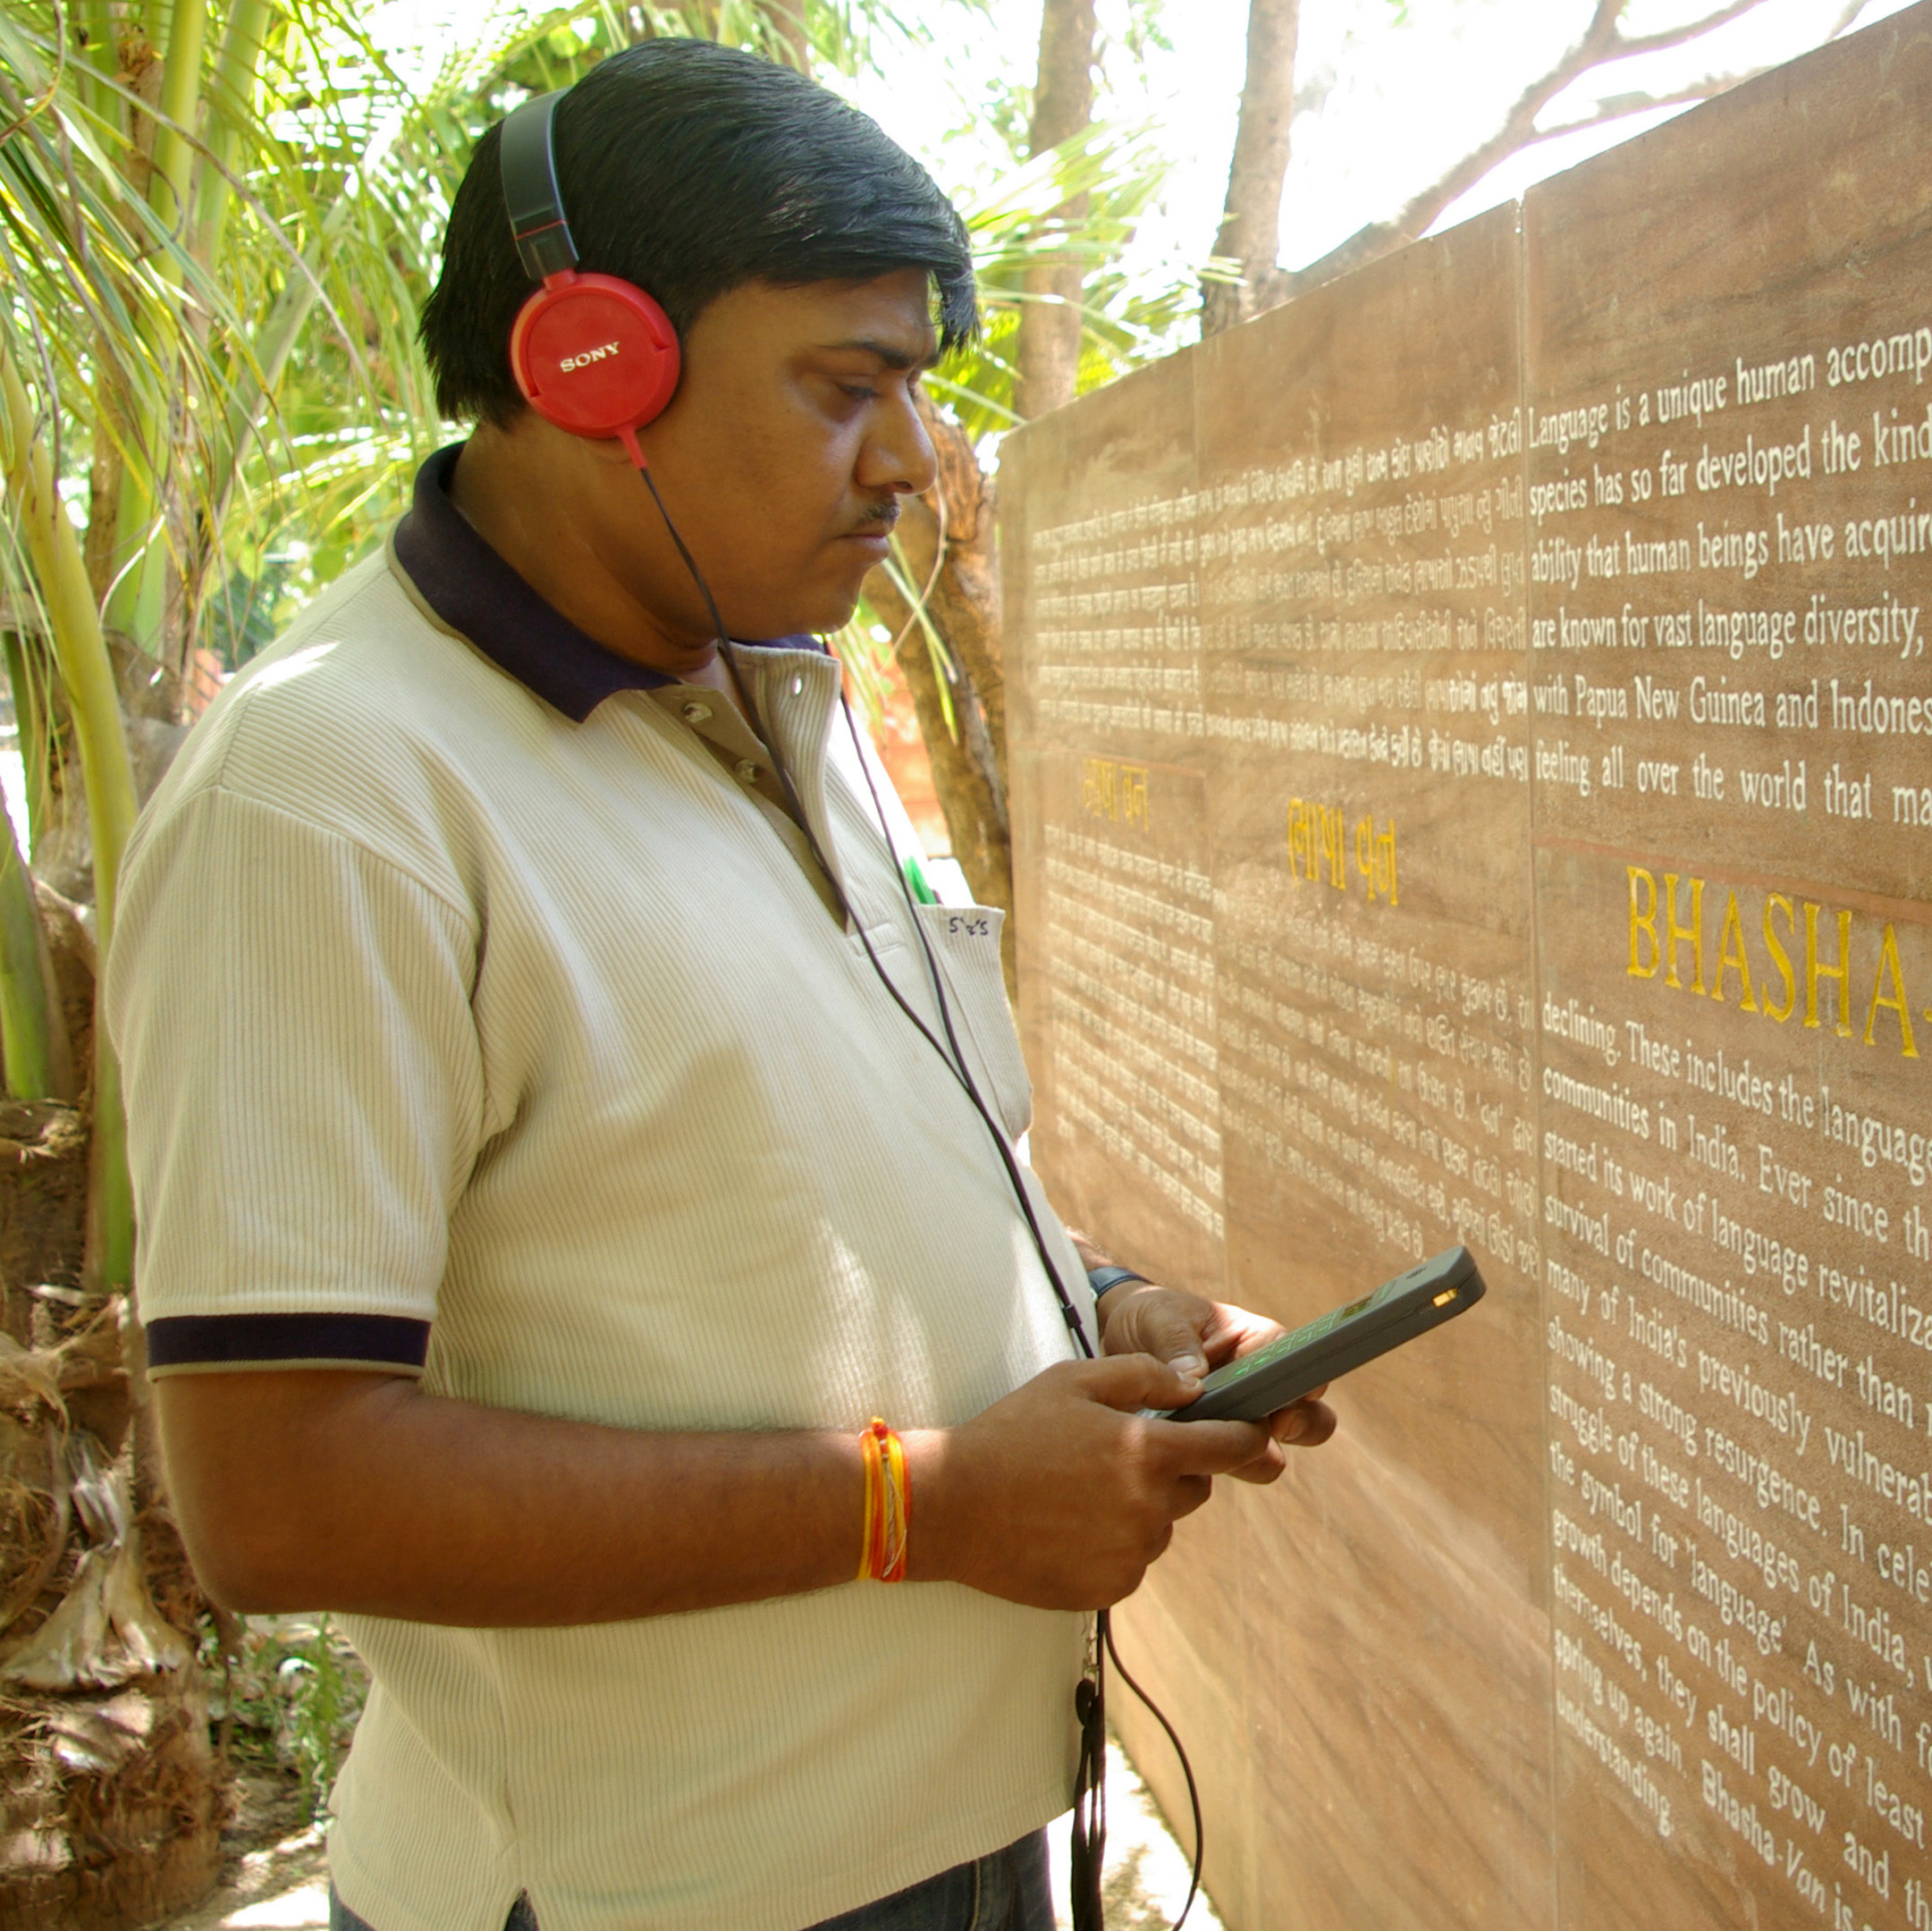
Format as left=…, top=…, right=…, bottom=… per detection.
left=445, top=422, right=723, bottom=685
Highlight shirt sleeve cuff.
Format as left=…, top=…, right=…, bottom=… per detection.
left=143, top=1312, right=431, bottom=1376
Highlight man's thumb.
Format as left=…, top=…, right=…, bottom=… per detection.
left=1121, top=1302, right=1207, bottom=1379
left=1082, top=1351, right=1201, bottom=1412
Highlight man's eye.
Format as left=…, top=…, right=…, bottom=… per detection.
left=839, top=384, right=877, bottom=403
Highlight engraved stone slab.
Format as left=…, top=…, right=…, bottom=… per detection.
left=1525, top=21, right=1932, bottom=1929
left=1003, top=11, right=1932, bottom=1930
left=1195, top=205, right=1552, bottom=1931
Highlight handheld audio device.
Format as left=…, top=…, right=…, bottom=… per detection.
left=1151, top=1247, right=1484, bottom=1424
left=497, top=89, right=1187, bottom=1927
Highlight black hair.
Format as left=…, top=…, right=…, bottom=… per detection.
left=422, top=39, right=978, bottom=424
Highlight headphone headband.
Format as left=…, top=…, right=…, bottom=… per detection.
left=501, top=90, right=578, bottom=282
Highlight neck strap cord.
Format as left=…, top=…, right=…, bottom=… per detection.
left=634, top=464, right=1202, bottom=1931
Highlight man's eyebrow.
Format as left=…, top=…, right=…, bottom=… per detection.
left=814, top=335, right=942, bottom=374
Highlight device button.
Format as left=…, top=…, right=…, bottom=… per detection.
left=680, top=700, right=713, bottom=724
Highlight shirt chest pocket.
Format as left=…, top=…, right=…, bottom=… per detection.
left=910, top=905, right=1033, bottom=1143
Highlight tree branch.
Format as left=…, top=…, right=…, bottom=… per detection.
left=1609, top=0, right=1775, bottom=61
left=1522, top=66, right=1770, bottom=148
left=1273, top=0, right=1793, bottom=306
left=1379, top=0, right=1623, bottom=232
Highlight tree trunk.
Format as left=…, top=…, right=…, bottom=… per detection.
left=1202, top=0, right=1301, bottom=337
left=889, top=0, right=1095, bottom=994
left=761, top=0, right=811, bottom=72
left=0, top=1312, right=224, bottom=1929
left=0, top=1006, right=223, bottom=1929
left=1012, top=0, right=1097, bottom=420
left=863, top=397, right=1016, bottom=993
left=0, top=661, right=217, bottom=1928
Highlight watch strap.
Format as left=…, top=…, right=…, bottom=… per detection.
left=1086, top=1265, right=1148, bottom=1299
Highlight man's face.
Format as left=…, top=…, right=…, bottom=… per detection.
left=611, top=268, right=941, bottom=642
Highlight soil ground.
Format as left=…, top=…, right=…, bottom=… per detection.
left=156, top=1738, right=1224, bottom=1931
left=155, top=1765, right=327, bottom=1930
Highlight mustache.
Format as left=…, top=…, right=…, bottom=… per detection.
left=846, top=500, right=902, bottom=537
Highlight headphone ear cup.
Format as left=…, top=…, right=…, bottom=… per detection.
left=509, top=272, right=682, bottom=439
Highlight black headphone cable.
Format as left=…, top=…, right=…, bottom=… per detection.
left=836, top=696, right=1206, bottom=1931
left=637, top=467, right=1094, bottom=1347
left=637, top=464, right=1204, bottom=1931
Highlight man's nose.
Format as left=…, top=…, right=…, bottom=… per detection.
left=858, top=385, right=938, bottom=498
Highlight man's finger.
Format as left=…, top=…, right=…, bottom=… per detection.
left=1076, top=1351, right=1202, bottom=1413
left=1272, top=1398, right=1337, bottom=1448
left=1168, top=1471, right=1219, bottom=1519
left=1145, top=1415, right=1272, bottom=1474
left=1227, top=1442, right=1288, bottom=1486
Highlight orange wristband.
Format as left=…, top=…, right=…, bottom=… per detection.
left=856, top=1418, right=909, bottom=1582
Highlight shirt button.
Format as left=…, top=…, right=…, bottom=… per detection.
left=735, top=759, right=759, bottom=782
left=681, top=700, right=713, bottom=724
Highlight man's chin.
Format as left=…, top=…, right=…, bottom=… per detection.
left=726, top=561, right=873, bottom=642
left=768, top=582, right=866, bottom=640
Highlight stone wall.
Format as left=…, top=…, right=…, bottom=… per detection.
left=1001, top=13, right=1932, bottom=1927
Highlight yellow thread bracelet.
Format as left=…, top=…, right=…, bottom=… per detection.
left=857, top=1418, right=909, bottom=1582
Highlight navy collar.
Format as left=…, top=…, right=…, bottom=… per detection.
left=392, top=443, right=820, bottom=721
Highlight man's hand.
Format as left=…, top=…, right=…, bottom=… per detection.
left=906, top=1353, right=1271, bottom=1611
left=1096, top=1281, right=1337, bottom=1481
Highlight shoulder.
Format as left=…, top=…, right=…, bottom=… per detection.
left=135, top=551, right=553, bottom=900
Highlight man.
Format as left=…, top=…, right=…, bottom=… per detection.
left=107, top=40, right=1333, bottom=1931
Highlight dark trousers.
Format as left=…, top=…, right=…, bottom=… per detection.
left=328, top=1829, right=1054, bottom=1931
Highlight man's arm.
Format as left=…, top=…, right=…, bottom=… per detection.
left=156, top=1350, right=1274, bottom=1623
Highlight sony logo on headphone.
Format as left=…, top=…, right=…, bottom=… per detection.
left=558, top=342, right=622, bottom=372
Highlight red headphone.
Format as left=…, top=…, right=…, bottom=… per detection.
left=501, top=89, right=679, bottom=468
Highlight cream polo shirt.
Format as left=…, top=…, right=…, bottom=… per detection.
left=105, top=447, right=1093, bottom=1931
